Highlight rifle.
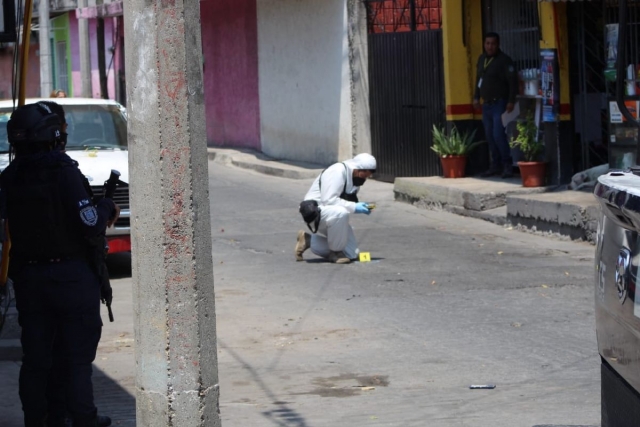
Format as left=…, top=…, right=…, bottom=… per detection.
left=101, top=170, right=122, bottom=322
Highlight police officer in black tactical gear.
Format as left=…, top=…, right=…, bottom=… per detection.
left=36, top=101, right=114, bottom=427
left=0, top=102, right=118, bottom=427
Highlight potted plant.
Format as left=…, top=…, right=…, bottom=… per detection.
left=509, top=113, right=546, bottom=187
left=431, top=125, right=484, bottom=178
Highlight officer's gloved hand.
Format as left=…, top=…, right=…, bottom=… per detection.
left=355, top=202, right=371, bottom=215
left=100, top=277, right=113, bottom=306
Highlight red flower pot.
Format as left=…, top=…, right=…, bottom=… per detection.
left=440, top=156, right=467, bottom=178
left=518, top=161, right=546, bottom=187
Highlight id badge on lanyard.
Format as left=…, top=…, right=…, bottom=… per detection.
left=479, top=57, right=494, bottom=88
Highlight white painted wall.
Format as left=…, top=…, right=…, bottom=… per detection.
left=257, top=0, right=353, bottom=166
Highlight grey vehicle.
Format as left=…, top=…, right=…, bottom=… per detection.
left=594, top=171, right=640, bottom=426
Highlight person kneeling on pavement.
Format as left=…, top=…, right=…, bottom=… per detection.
left=295, top=153, right=376, bottom=264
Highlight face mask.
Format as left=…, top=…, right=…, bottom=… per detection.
left=55, top=132, right=68, bottom=151
left=353, top=177, right=366, bottom=187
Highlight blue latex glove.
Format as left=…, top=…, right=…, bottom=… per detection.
left=355, top=202, right=371, bottom=215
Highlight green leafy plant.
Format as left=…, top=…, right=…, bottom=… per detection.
left=431, top=125, right=484, bottom=157
left=509, top=113, right=544, bottom=162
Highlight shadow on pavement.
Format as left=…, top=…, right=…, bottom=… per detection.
left=531, top=425, right=599, bottom=427
left=1, top=364, right=136, bottom=427
left=93, top=365, right=136, bottom=426
left=220, top=340, right=310, bottom=427
left=303, top=257, right=385, bottom=264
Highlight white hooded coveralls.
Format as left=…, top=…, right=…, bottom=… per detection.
left=303, top=153, right=376, bottom=260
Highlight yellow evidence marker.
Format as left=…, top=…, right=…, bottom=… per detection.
left=359, top=252, right=371, bottom=263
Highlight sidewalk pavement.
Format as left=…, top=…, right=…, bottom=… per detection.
left=209, top=147, right=600, bottom=243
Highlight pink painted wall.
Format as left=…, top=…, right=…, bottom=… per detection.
left=0, top=43, right=40, bottom=100
left=69, top=14, right=117, bottom=99
left=200, top=0, right=260, bottom=149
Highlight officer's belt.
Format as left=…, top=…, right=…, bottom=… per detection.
left=23, top=254, right=87, bottom=264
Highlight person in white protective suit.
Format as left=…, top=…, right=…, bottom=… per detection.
left=295, top=153, right=377, bottom=264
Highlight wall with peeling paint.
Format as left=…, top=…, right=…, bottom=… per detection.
left=0, top=43, right=40, bottom=99
left=200, top=0, right=261, bottom=150
left=257, top=0, right=353, bottom=166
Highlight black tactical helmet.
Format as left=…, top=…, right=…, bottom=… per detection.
left=7, top=103, right=62, bottom=147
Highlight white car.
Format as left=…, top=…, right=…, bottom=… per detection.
left=0, top=98, right=131, bottom=253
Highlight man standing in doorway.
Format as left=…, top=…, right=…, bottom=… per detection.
left=473, top=32, right=519, bottom=178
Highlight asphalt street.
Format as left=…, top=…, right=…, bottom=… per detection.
left=209, top=162, right=599, bottom=427
left=2, top=160, right=600, bottom=427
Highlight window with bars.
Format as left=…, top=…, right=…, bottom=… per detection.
left=365, top=0, right=442, bottom=34
left=483, top=0, right=540, bottom=71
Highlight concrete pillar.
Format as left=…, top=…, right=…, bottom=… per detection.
left=77, top=0, right=92, bottom=97
left=123, top=0, right=221, bottom=423
left=347, top=0, right=371, bottom=156
left=338, top=0, right=353, bottom=162
left=38, top=0, right=53, bottom=96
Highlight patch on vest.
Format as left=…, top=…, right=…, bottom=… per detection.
left=80, top=206, right=98, bottom=226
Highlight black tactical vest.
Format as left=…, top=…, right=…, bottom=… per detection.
left=3, top=160, right=86, bottom=261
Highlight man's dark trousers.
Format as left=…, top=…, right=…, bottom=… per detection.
left=13, top=259, right=102, bottom=427
left=482, top=98, right=512, bottom=170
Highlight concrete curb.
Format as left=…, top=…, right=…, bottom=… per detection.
left=448, top=205, right=509, bottom=226
left=393, top=176, right=600, bottom=242
left=207, top=148, right=324, bottom=180
left=393, top=177, right=547, bottom=211
left=506, top=192, right=599, bottom=242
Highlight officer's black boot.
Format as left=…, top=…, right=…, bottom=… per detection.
left=97, top=415, right=112, bottom=427
left=71, top=414, right=110, bottom=427
left=43, top=415, right=70, bottom=427
left=72, top=420, right=98, bottom=427
left=24, top=413, right=47, bottom=427
left=71, top=415, right=99, bottom=427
